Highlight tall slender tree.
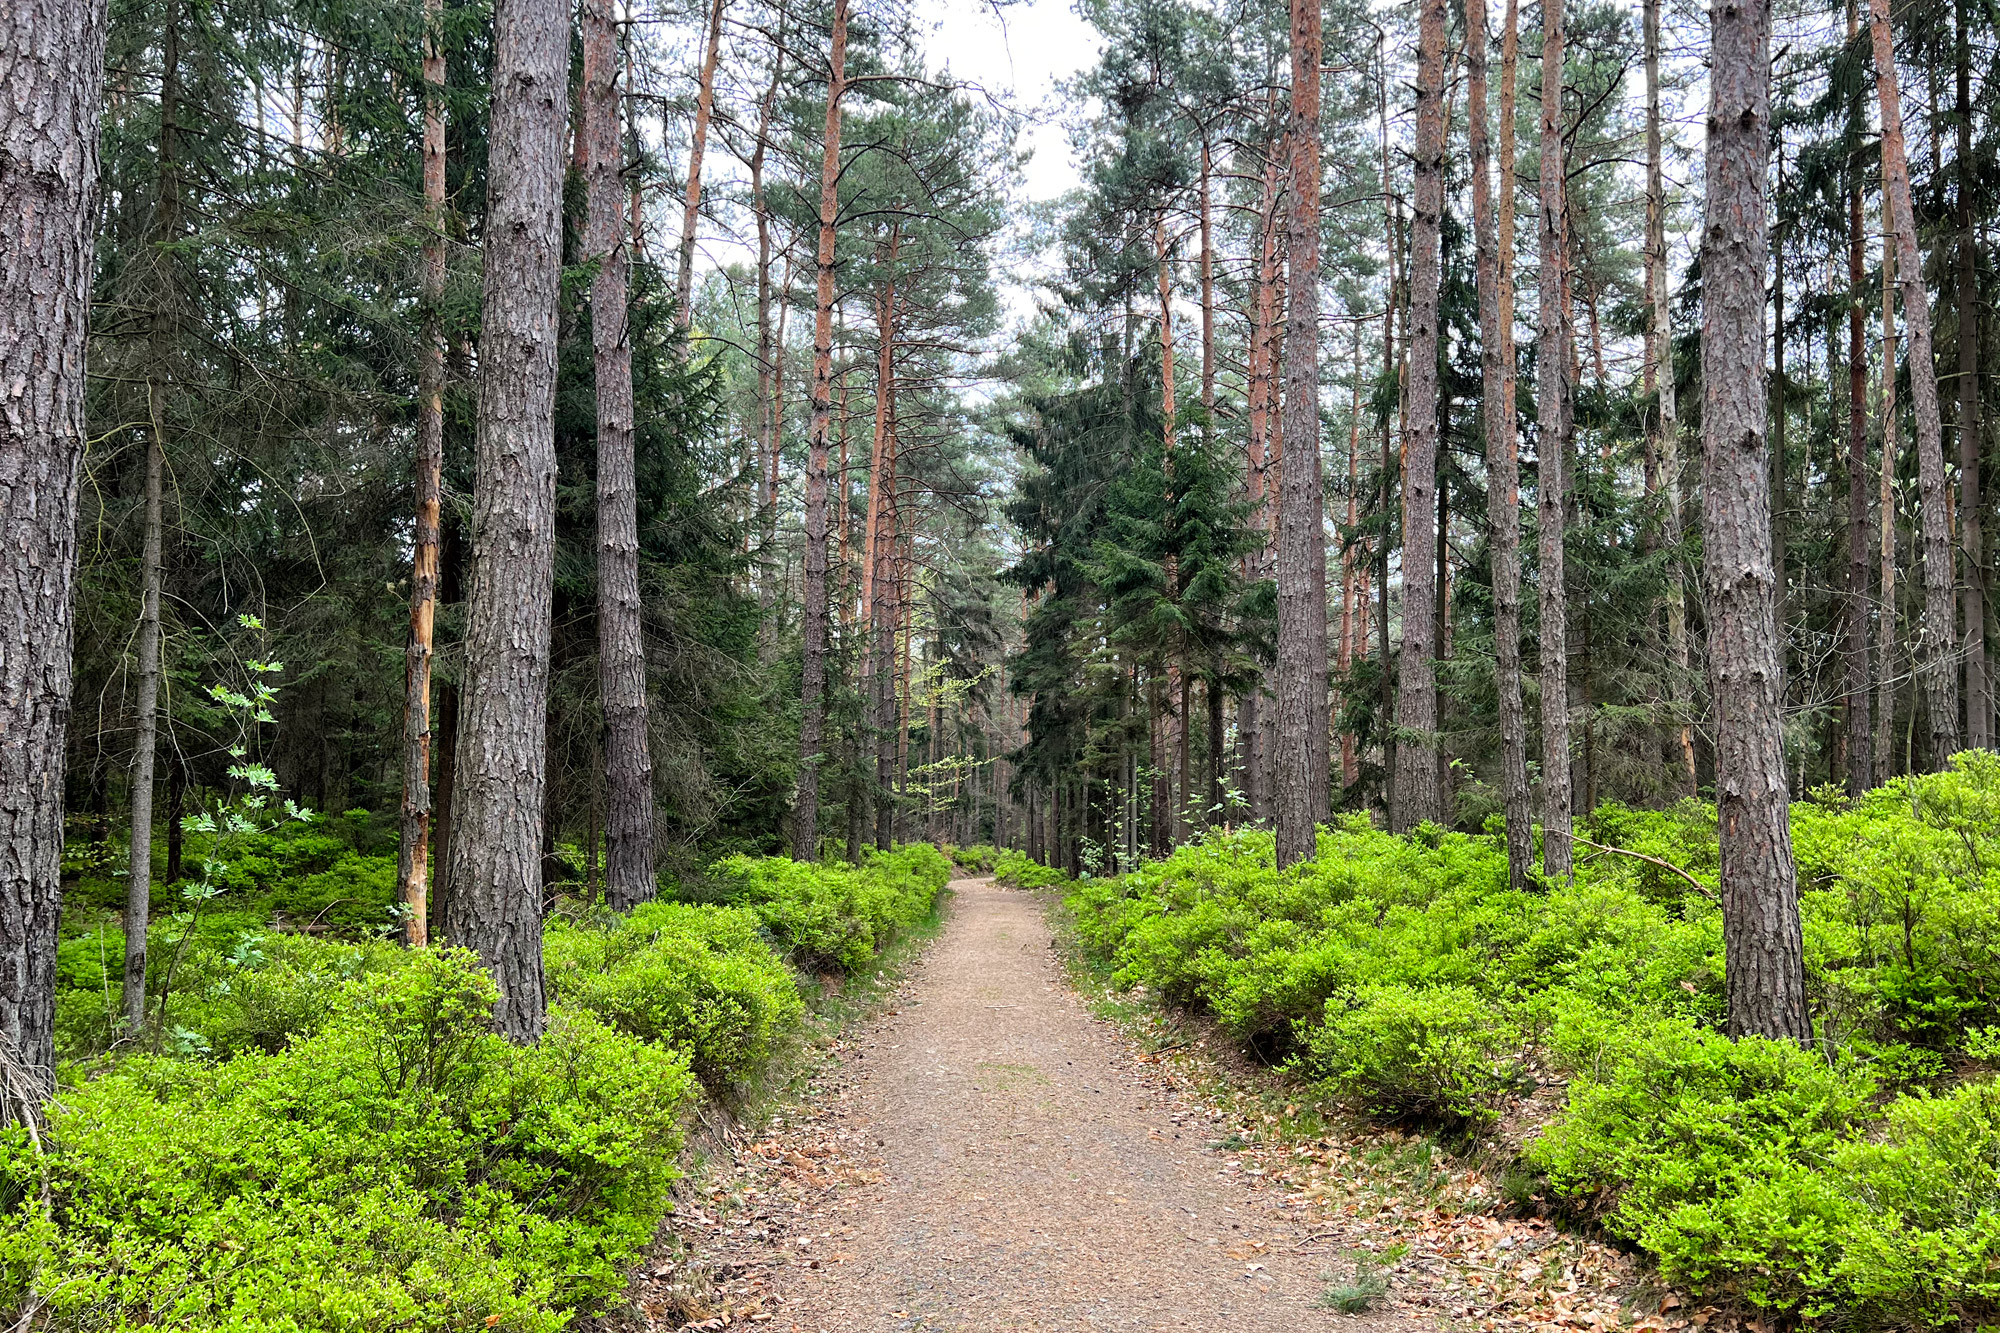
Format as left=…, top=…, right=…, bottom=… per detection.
left=1841, top=0, right=1872, bottom=791
left=1394, top=0, right=1447, bottom=832
left=1703, top=0, right=1810, bottom=1043
left=1469, top=0, right=1531, bottom=887
left=585, top=0, right=655, bottom=909
left=1274, top=0, right=1329, bottom=868
left=1536, top=0, right=1575, bottom=880
left=792, top=0, right=850, bottom=861
left=0, top=0, right=111, bottom=1098
left=675, top=0, right=727, bottom=323
left=397, top=0, right=449, bottom=945
left=443, top=0, right=570, bottom=1041
left=1952, top=0, right=1987, bottom=750
left=1869, top=0, right=1961, bottom=764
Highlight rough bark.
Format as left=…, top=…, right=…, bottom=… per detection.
left=585, top=0, right=655, bottom=910
left=443, top=0, right=569, bottom=1042
left=124, top=0, right=179, bottom=1028
left=1843, top=0, right=1872, bottom=791
left=1470, top=0, right=1532, bottom=890
left=674, top=0, right=726, bottom=324
left=791, top=0, right=848, bottom=860
left=0, top=0, right=107, bottom=1100
left=1954, top=0, right=1987, bottom=750
left=1274, top=0, right=1329, bottom=869
left=1393, top=0, right=1447, bottom=832
left=1645, top=0, right=1697, bottom=796
left=1702, top=0, right=1810, bottom=1044
left=1536, top=0, right=1574, bottom=881
left=1877, top=208, right=1900, bottom=776
left=1869, top=0, right=1962, bottom=762
left=397, top=0, right=447, bottom=944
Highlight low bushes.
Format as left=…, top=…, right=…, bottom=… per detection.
left=545, top=901, right=802, bottom=1088
left=943, top=843, right=999, bottom=874
left=2, top=951, right=694, bottom=1332
left=1062, top=757, right=2000, bottom=1325
left=707, top=845, right=949, bottom=972
left=17, top=844, right=958, bottom=1330
left=994, top=848, right=1070, bottom=890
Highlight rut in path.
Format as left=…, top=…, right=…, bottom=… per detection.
left=659, top=877, right=1433, bottom=1332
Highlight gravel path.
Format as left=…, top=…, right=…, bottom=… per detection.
left=651, top=878, right=1434, bottom=1333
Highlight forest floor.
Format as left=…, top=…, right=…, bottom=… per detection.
left=616, top=878, right=1727, bottom=1333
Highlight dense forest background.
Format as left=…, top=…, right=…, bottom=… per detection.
left=53, top=0, right=1994, bottom=895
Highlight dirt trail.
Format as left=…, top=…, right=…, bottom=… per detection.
left=648, top=878, right=1435, bottom=1332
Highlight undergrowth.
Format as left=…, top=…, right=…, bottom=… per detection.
left=1059, top=751, right=2000, bottom=1327
left=3, top=845, right=953, bottom=1332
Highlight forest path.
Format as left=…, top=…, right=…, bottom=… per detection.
left=648, top=878, right=1432, bottom=1333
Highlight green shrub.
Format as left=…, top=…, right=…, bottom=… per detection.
left=545, top=901, right=803, bottom=1088
left=1, top=950, right=694, bottom=1331
left=1303, top=985, right=1525, bottom=1127
left=706, top=848, right=946, bottom=973
left=268, top=852, right=400, bottom=934
left=945, top=843, right=999, bottom=874
left=994, top=848, right=1070, bottom=890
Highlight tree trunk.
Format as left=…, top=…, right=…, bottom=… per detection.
left=750, top=33, right=784, bottom=659
left=1393, top=0, right=1447, bottom=832
left=1954, top=0, right=1987, bottom=750
left=1242, top=149, right=1280, bottom=822
left=1536, top=0, right=1574, bottom=881
left=0, top=0, right=106, bottom=1100
left=1274, top=0, right=1329, bottom=869
left=1199, top=136, right=1215, bottom=428
left=585, top=0, right=655, bottom=910
left=1876, top=201, right=1901, bottom=777
left=124, top=0, right=179, bottom=1030
left=791, top=0, right=849, bottom=861
left=443, top=0, right=569, bottom=1043
left=1645, top=0, right=1697, bottom=797
left=397, top=0, right=447, bottom=945
left=1870, top=0, right=1962, bottom=762
left=1702, top=0, right=1810, bottom=1044
left=1470, top=0, right=1532, bottom=889
left=674, top=0, right=726, bottom=324
left=1843, top=0, right=1872, bottom=791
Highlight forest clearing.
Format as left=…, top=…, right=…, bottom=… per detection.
left=4, top=0, right=2000, bottom=1325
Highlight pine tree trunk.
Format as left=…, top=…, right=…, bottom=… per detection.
left=1199, top=137, right=1215, bottom=426
left=1843, top=0, right=1873, bottom=791
left=1536, top=0, right=1575, bottom=881
left=1702, top=0, right=1810, bottom=1044
left=750, top=35, right=783, bottom=659
left=397, top=0, right=447, bottom=944
left=444, top=0, right=569, bottom=1043
left=1870, top=0, right=1962, bottom=763
left=1393, top=0, right=1447, bottom=832
left=125, top=2, right=178, bottom=1029
left=0, top=0, right=106, bottom=1100
left=1644, top=0, right=1697, bottom=797
left=585, top=0, right=654, bottom=910
left=1954, top=0, right=1988, bottom=750
left=674, top=0, right=726, bottom=324
left=1274, top=0, right=1329, bottom=868
left=1877, top=211, right=1901, bottom=777
left=791, top=0, right=848, bottom=861
left=1470, top=0, right=1532, bottom=889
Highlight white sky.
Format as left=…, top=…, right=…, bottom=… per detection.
left=915, top=0, right=1100, bottom=205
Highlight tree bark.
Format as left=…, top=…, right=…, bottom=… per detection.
left=1843, top=0, right=1872, bottom=791
left=1869, top=0, right=1962, bottom=763
left=397, top=0, right=447, bottom=945
left=1645, top=0, right=1697, bottom=797
left=791, top=0, right=848, bottom=861
left=1953, top=0, right=1987, bottom=750
left=1877, top=201, right=1901, bottom=777
left=443, top=0, right=569, bottom=1043
left=1274, top=0, right=1329, bottom=868
left=1470, top=0, right=1532, bottom=889
left=1536, top=0, right=1574, bottom=881
left=0, top=0, right=107, bottom=1100
left=674, top=0, right=726, bottom=324
left=585, top=0, right=655, bottom=910
left=1702, top=0, right=1810, bottom=1044
left=1393, top=0, right=1447, bottom=832
left=124, top=0, right=179, bottom=1029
